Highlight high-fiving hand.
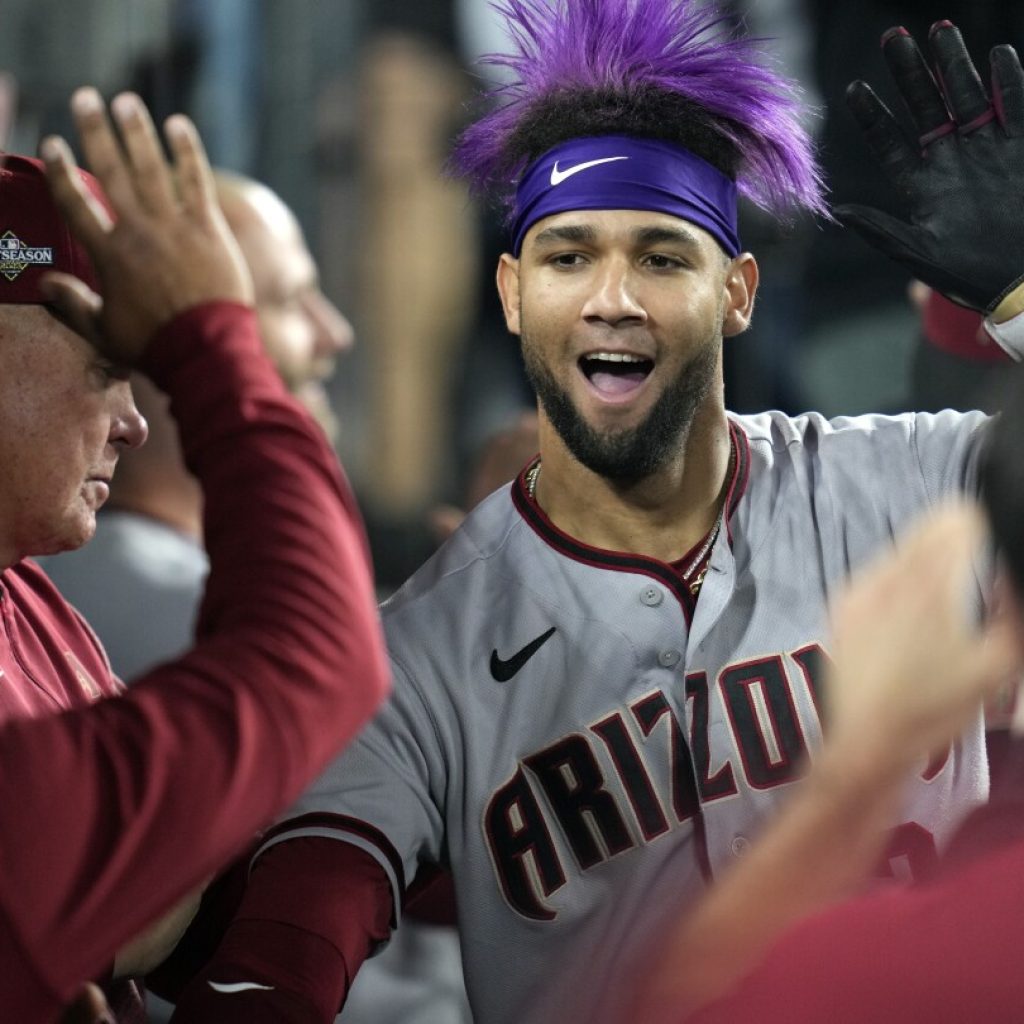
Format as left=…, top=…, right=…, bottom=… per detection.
left=836, top=22, right=1024, bottom=314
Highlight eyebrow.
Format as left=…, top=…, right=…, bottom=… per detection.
left=532, top=223, right=598, bottom=246
left=631, top=224, right=703, bottom=249
left=530, top=221, right=704, bottom=250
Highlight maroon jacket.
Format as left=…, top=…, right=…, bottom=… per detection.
left=0, top=302, right=389, bottom=1021
left=689, top=742, right=1024, bottom=1024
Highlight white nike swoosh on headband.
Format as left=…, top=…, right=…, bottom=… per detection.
left=550, top=156, right=629, bottom=186
left=208, top=981, right=276, bottom=994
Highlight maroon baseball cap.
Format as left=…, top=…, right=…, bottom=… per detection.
left=0, top=152, right=105, bottom=303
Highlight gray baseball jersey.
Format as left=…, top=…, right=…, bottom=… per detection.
left=262, top=409, right=989, bottom=1024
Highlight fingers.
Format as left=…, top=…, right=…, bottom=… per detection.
left=880, top=27, right=953, bottom=146
left=992, top=44, right=1024, bottom=137
left=109, top=92, right=177, bottom=214
left=928, top=21, right=994, bottom=131
left=832, top=202, right=918, bottom=261
left=67, top=88, right=182, bottom=219
left=38, top=272, right=103, bottom=344
left=844, top=80, right=918, bottom=184
left=39, top=134, right=112, bottom=251
left=164, top=113, right=217, bottom=223
left=69, top=87, right=139, bottom=216
left=833, top=503, right=983, bottom=647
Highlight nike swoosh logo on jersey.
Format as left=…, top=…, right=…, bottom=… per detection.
left=208, top=981, right=276, bottom=994
left=550, top=156, right=629, bottom=186
left=490, top=627, right=557, bottom=682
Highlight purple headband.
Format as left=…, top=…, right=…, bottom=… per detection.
left=510, top=135, right=740, bottom=257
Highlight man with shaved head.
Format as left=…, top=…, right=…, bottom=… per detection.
left=42, top=170, right=355, bottom=679
left=215, top=171, right=353, bottom=439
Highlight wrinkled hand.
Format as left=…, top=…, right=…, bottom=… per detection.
left=39, top=87, right=252, bottom=364
left=835, top=22, right=1024, bottom=313
left=827, top=502, right=1021, bottom=769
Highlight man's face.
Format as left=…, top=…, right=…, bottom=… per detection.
left=497, top=209, right=753, bottom=482
left=0, top=306, right=147, bottom=563
left=229, top=187, right=353, bottom=440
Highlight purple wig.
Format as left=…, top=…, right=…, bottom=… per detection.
left=451, top=0, right=827, bottom=220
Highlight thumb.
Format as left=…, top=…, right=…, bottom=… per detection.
left=38, top=271, right=103, bottom=347
left=833, top=203, right=924, bottom=265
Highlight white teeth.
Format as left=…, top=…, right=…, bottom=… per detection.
left=587, top=352, right=646, bottom=363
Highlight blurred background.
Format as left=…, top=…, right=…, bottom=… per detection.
left=4, top=0, right=1022, bottom=590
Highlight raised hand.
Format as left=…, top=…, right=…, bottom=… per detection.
left=826, top=501, right=1020, bottom=767
left=39, top=87, right=253, bottom=364
left=835, top=22, right=1024, bottom=314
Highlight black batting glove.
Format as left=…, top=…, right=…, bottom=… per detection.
left=835, top=21, right=1024, bottom=314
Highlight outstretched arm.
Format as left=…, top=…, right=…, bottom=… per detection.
left=637, top=503, right=1021, bottom=1021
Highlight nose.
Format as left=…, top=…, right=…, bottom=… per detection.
left=305, top=289, right=355, bottom=358
left=110, top=380, right=149, bottom=451
left=580, top=257, right=647, bottom=327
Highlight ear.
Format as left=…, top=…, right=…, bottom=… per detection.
left=496, top=253, right=522, bottom=336
left=721, top=253, right=759, bottom=338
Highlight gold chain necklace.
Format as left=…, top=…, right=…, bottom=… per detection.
left=680, top=511, right=724, bottom=596
left=525, top=459, right=542, bottom=499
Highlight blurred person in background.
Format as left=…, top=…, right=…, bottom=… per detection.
left=40, top=169, right=354, bottom=679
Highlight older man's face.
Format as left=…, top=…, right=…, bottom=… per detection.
left=0, top=306, right=147, bottom=565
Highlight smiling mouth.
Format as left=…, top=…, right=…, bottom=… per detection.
left=579, top=352, right=655, bottom=398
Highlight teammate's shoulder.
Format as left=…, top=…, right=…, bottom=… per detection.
left=732, top=407, right=987, bottom=452
left=729, top=409, right=842, bottom=453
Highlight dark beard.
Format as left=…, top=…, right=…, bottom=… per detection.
left=522, top=336, right=719, bottom=484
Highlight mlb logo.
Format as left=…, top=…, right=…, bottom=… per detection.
left=0, top=229, right=52, bottom=281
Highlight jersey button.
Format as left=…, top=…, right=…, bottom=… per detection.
left=640, top=586, right=663, bottom=607
left=731, top=835, right=751, bottom=857
left=658, top=649, right=681, bottom=668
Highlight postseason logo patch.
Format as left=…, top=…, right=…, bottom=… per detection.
left=0, top=229, right=54, bottom=282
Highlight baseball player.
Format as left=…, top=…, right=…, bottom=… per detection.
left=173, top=6, right=1024, bottom=1024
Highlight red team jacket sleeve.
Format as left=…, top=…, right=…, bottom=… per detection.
left=0, top=302, right=389, bottom=1019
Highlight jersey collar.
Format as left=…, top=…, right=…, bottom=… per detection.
left=512, top=421, right=751, bottom=619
